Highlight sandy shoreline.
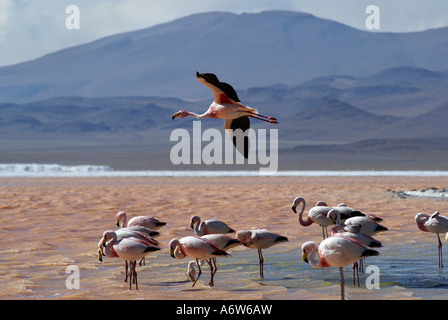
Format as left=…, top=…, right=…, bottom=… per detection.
left=1, top=175, right=448, bottom=300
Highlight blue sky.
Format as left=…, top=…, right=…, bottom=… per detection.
left=0, top=0, right=447, bottom=67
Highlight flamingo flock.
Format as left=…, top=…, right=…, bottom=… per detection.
left=96, top=200, right=447, bottom=299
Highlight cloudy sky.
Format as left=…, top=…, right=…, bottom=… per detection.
left=0, top=0, right=447, bottom=67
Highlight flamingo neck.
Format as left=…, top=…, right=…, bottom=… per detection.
left=186, top=111, right=210, bottom=120
left=299, top=209, right=313, bottom=227
left=105, top=238, right=119, bottom=258
left=307, top=245, right=327, bottom=268
left=294, top=198, right=313, bottom=226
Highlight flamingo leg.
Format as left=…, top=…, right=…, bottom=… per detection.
left=339, top=267, right=345, bottom=301
left=258, top=249, right=264, bottom=278
left=247, top=114, right=278, bottom=124
left=437, top=233, right=443, bottom=268
left=124, top=261, right=129, bottom=283
left=207, top=259, right=215, bottom=287
left=132, top=260, right=138, bottom=290
left=192, top=259, right=202, bottom=287
left=352, top=262, right=360, bottom=287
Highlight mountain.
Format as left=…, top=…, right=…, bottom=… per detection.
left=1, top=10, right=448, bottom=103
left=279, top=99, right=400, bottom=143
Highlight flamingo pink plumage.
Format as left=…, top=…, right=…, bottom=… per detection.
left=291, top=197, right=368, bottom=239
left=344, top=216, right=388, bottom=237
left=169, top=236, right=230, bottom=287
left=190, top=215, right=235, bottom=236
left=116, top=211, right=166, bottom=230
left=301, top=235, right=379, bottom=300
left=101, top=230, right=161, bottom=290
left=236, top=229, right=288, bottom=278
left=416, top=211, right=448, bottom=268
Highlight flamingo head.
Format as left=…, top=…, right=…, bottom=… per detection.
left=115, top=211, right=126, bottom=227
left=172, top=110, right=191, bottom=119
left=187, top=261, right=197, bottom=283
left=301, top=241, right=317, bottom=264
left=190, top=215, right=200, bottom=229
left=236, top=230, right=254, bottom=247
left=168, top=239, right=180, bottom=258
left=327, top=209, right=341, bottom=225
left=291, top=197, right=305, bottom=214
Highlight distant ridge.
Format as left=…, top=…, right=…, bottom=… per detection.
left=1, top=10, right=448, bottom=102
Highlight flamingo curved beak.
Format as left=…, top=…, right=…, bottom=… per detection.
left=98, top=250, right=103, bottom=262
left=302, top=250, right=309, bottom=263
left=115, top=218, right=120, bottom=227
left=291, top=205, right=297, bottom=213
left=172, top=112, right=180, bottom=120
left=169, top=248, right=175, bottom=258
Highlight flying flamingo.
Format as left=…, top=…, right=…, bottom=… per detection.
left=172, top=72, right=278, bottom=158
left=415, top=211, right=448, bottom=268
left=291, top=197, right=365, bottom=239
left=169, top=236, right=230, bottom=287
left=100, top=230, right=161, bottom=290
left=301, top=236, right=379, bottom=300
left=190, top=215, right=235, bottom=236
left=236, top=229, right=288, bottom=278
left=116, top=211, right=166, bottom=230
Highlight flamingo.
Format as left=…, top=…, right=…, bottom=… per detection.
left=169, top=236, right=230, bottom=287
left=301, top=236, right=379, bottom=300
left=190, top=215, right=235, bottom=236
left=328, top=210, right=382, bottom=286
left=172, top=72, right=278, bottom=158
left=236, top=229, right=288, bottom=278
left=344, top=216, right=388, bottom=237
left=291, top=197, right=365, bottom=239
left=201, top=234, right=241, bottom=251
left=116, top=211, right=166, bottom=230
left=101, top=230, right=161, bottom=290
left=99, top=228, right=160, bottom=282
left=415, top=211, right=448, bottom=268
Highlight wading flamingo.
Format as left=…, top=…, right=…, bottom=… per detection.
left=416, top=211, right=448, bottom=268
left=328, top=210, right=382, bottom=286
left=344, top=216, right=388, bottom=237
left=291, top=197, right=365, bottom=239
left=99, top=227, right=160, bottom=282
left=190, top=215, right=235, bottom=236
left=116, top=211, right=166, bottom=230
left=169, top=236, right=230, bottom=287
left=115, top=211, right=165, bottom=266
left=301, top=236, right=379, bottom=300
left=172, top=72, right=278, bottom=158
left=236, top=229, right=288, bottom=278
left=101, top=230, right=161, bottom=290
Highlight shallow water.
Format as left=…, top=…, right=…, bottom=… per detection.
left=1, top=176, right=448, bottom=300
